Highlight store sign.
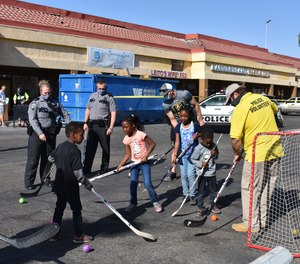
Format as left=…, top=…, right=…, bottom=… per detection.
left=211, top=64, right=270, bottom=78
left=87, top=47, right=135, bottom=69
left=150, top=70, right=187, bottom=79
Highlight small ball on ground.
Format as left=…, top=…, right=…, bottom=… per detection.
left=211, top=214, right=218, bottom=221
left=292, top=228, right=299, bottom=236
left=19, top=197, right=25, bottom=204
left=83, top=244, right=91, bottom=253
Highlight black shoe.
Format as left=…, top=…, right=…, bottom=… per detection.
left=44, top=178, right=53, bottom=188
left=164, top=172, right=176, bottom=182
left=190, top=197, right=197, bottom=206
left=26, top=185, right=35, bottom=190
left=49, top=231, right=61, bottom=242
left=98, top=168, right=109, bottom=175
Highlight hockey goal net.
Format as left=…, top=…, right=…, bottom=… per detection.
left=247, top=130, right=300, bottom=257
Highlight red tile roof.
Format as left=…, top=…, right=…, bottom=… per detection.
left=1, top=0, right=300, bottom=70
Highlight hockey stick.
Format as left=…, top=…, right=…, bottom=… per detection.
left=152, top=147, right=173, bottom=165
left=0, top=222, right=59, bottom=249
left=184, top=159, right=239, bottom=227
left=172, top=134, right=223, bottom=217
left=20, top=164, right=55, bottom=198
left=87, top=154, right=157, bottom=183
left=194, top=214, right=242, bottom=236
left=91, top=188, right=156, bottom=241
left=154, top=133, right=200, bottom=189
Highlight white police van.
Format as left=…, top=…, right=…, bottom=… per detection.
left=199, top=93, right=234, bottom=128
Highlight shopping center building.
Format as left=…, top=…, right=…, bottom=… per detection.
left=1, top=0, right=300, bottom=118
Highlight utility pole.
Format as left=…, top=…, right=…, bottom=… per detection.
left=265, top=19, right=271, bottom=49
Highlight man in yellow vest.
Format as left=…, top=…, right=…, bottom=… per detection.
left=226, top=83, right=282, bottom=232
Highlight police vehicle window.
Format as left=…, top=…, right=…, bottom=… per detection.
left=204, top=96, right=225, bottom=106
left=286, top=98, right=295, bottom=104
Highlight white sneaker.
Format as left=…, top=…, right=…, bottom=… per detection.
left=153, top=202, right=163, bottom=213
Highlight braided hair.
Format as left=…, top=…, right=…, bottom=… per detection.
left=123, top=114, right=144, bottom=131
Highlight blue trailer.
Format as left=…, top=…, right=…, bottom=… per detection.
left=59, top=74, right=177, bottom=123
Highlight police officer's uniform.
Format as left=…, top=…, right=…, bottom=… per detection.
left=83, top=91, right=116, bottom=174
left=24, top=96, right=70, bottom=189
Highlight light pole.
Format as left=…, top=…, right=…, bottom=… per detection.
left=265, top=19, right=271, bottom=49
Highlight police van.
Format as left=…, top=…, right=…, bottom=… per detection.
left=199, top=93, right=234, bottom=128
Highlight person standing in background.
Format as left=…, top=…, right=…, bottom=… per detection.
left=0, top=85, right=7, bottom=127
left=83, top=79, right=117, bottom=175
left=13, top=87, right=30, bottom=127
left=24, top=80, right=70, bottom=190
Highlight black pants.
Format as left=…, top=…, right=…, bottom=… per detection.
left=83, top=124, right=110, bottom=174
left=196, top=176, right=217, bottom=209
left=24, top=131, right=56, bottom=188
left=53, top=193, right=83, bottom=237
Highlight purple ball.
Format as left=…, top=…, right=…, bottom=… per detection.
left=83, top=244, right=90, bottom=253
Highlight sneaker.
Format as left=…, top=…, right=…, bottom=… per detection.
left=232, top=222, right=258, bottom=233
left=124, top=204, right=136, bottom=213
left=196, top=208, right=206, bottom=218
left=164, top=172, right=176, bottom=182
left=190, top=197, right=197, bottom=206
left=231, top=222, right=248, bottom=232
left=153, top=202, right=163, bottom=213
left=212, top=206, right=221, bottom=214
left=73, top=234, right=94, bottom=243
left=44, top=178, right=53, bottom=188
left=182, top=196, right=190, bottom=203
left=49, top=231, right=61, bottom=242
left=98, top=168, right=109, bottom=175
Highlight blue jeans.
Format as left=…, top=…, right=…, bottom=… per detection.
left=197, top=176, right=216, bottom=209
left=179, top=156, right=196, bottom=197
left=129, top=162, right=157, bottom=205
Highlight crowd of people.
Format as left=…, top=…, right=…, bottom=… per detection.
left=1, top=79, right=281, bottom=242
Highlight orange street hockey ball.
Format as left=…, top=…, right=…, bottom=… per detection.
left=211, top=214, right=218, bottom=221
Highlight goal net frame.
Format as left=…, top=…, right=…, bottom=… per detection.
left=247, top=130, right=300, bottom=257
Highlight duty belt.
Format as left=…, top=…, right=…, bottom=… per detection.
left=89, top=119, right=108, bottom=127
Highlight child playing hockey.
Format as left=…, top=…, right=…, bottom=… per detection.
left=173, top=106, right=201, bottom=205
left=117, top=114, right=162, bottom=213
left=48, top=122, right=94, bottom=243
left=190, top=127, right=220, bottom=217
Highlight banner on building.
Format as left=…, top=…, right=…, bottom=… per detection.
left=87, top=47, right=135, bottom=69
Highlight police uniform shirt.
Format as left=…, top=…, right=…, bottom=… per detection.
left=162, top=90, right=193, bottom=122
left=28, top=96, right=70, bottom=135
left=87, top=92, right=116, bottom=120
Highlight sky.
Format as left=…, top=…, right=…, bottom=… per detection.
left=21, top=0, right=300, bottom=58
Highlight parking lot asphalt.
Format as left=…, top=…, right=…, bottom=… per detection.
left=0, top=115, right=299, bottom=264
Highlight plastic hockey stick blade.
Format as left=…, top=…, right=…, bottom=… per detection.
left=194, top=214, right=242, bottom=236
left=172, top=134, right=223, bottom=217
left=92, top=188, right=156, bottom=241
left=0, top=222, right=60, bottom=249
left=87, top=154, right=157, bottom=183
left=20, top=164, right=55, bottom=198
left=172, top=167, right=206, bottom=217
left=184, top=158, right=238, bottom=228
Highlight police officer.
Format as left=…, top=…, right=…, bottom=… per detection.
left=13, top=87, right=30, bottom=127
left=83, top=79, right=116, bottom=175
left=24, top=80, right=70, bottom=190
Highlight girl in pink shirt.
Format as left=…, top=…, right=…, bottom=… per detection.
left=117, top=115, right=162, bottom=213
